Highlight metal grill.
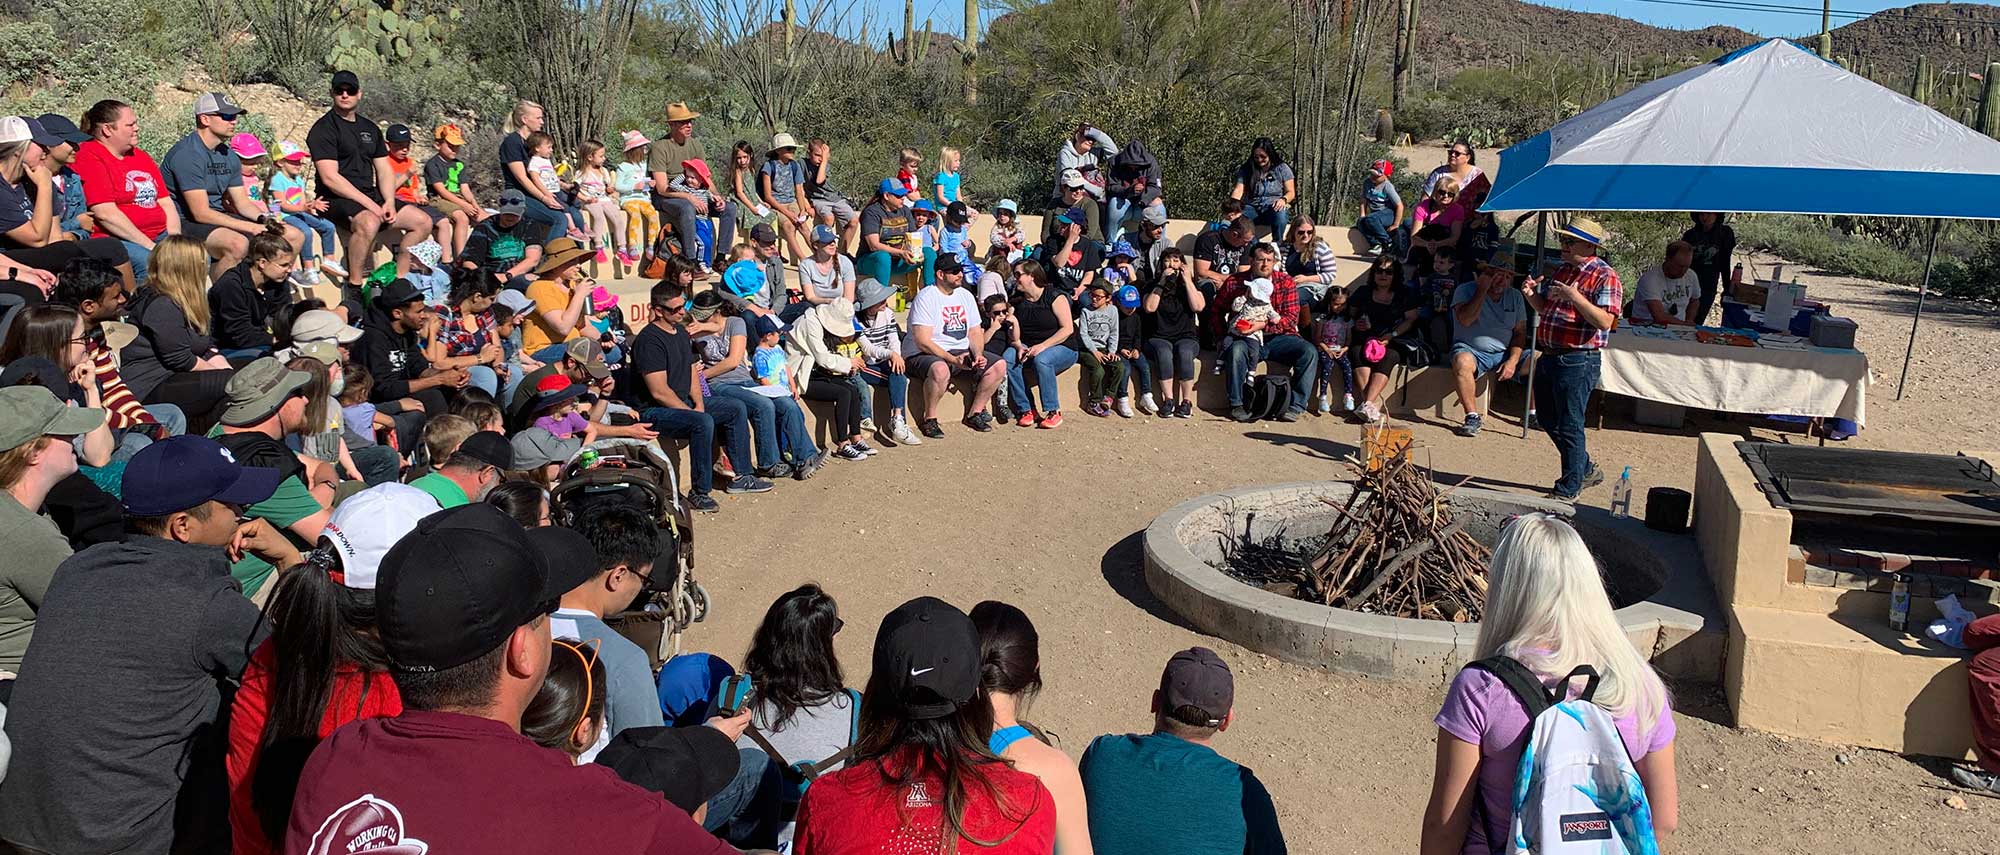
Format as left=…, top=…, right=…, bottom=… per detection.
left=1738, top=443, right=2000, bottom=526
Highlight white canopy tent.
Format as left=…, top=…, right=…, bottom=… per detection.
left=1484, top=37, right=2000, bottom=399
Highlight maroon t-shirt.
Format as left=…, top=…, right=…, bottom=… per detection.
left=284, top=710, right=732, bottom=855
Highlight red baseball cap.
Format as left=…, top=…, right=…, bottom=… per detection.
left=1372, top=160, right=1394, bottom=177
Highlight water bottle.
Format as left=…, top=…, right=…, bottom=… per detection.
left=1730, top=262, right=1744, bottom=285
left=1610, top=466, right=1634, bottom=518
left=1889, top=573, right=1911, bottom=633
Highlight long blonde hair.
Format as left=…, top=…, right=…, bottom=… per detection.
left=1474, top=514, right=1669, bottom=736
left=147, top=235, right=212, bottom=334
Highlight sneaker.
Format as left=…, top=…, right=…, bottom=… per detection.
left=320, top=258, right=348, bottom=278
left=754, top=463, right=793, bottom=480
left=1174, top=400, right=1193, bottom=419
left=288, top=270, right=313, bottom=291
left=1317, top=392, right=1332, bottom=415
left=1016, top=411, right=1038, bottom=428
left=1229, top=406, right=1254, bottom=423
left=994, top=402, right=1016, bottom=423
left=1138, top=393, right=1158, bottom=415
left=1275, top=409, right=1300, bottom=423
left=688, top=492, right=720, bottom=513
left=792, top=453, right=825, bottom=480
left=1211, top=361, right=1223, bottom=376
left=891, top=415, right=923, bottom=445
left=1342, top=393, right=1356, bottom=413
left=919, top=418, right=945, bottom=439
left=1115, top=397, right=1134, bottom=418
left=852, top=438, right=878, bottom=456
left=1360, top=402, right=1383, bottom=423
left=962, top=411, right=995, bottom=433
left=725, top=475, right=775, bottom=494
left=1038, top=410, right=1064, bottom=429
left=1084, top=400, right=1107, bottom=417
left=617, top=250, right=638, bottom=266
left=1580, top=465, right=1606, bottom=492
left=860, top=417, right=878, bottom=436
left=595, top=248, right=610, bottom=264
left=1456, top=413, right=1484, bottom=437
left=834, top=442, right=869, bottom=461
left=1543, top=488, right=1580, bottom=503
left=1950, top=765, right=2000, bottom=794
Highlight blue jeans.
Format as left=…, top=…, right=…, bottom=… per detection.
left=702, top=746, right=784, bottom=848
left=1357, top=207, right=1403, bottom=254
left=641, top=398, right=752, bottom=495
left=860, top=361, right=908, bottom=414
left=465, top=364, right=499, bottom=397
left=521, top=193, right=571, bottom=234
left=856, top=247, right=937, bottom=290
left=119, top=240, right=151, bottom=283
left=1224, top=333, right=1317, bottom=412
left=1119, top=353, right=1154, bottom=399
left=1003, top=343, right=1079, bottom=414
left=1246, top=201, right=1290, bottom=241
left=713, top=382, right=818, bottom=469
left=1532, top=349, right=1601, bottom=496
left=283, top=213, right=339, bottom=259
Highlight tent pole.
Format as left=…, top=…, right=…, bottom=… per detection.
left=1896, top=217, right=1942, bottom=401
left=1523, top=211, right=1547, bottom=439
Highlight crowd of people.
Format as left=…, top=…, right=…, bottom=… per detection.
left=23, top=66, right=2000, bottom=854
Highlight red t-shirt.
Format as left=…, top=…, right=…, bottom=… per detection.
left=227, top=639, right=403, bottom=855
left=284, top=710, right=732, bottom=855
left=72, top=139, right=170, bottom=240
left=795, top=749, right=1056, bottom=855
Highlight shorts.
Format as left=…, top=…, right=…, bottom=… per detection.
left=179, top=220, right=223, bottom=243
left=908, top=350, right=984, bottom=379
left=405, top=203, right=445, bottom=224
left=431, top=197, right=466, bottom=216
left=811, top=197, right=856, bottom=225
left=324, top=194, right=384, bottom=227
left=1451, top=342, right=1507, bottom=375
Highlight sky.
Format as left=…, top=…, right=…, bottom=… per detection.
left=847, top=0, right=1999, bottom=39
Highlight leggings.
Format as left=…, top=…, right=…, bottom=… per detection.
left=622, top=199, right=660, bottom=251
left=581, top=198, right=628, bottom=252
left=803, top=374, right=862, bottom=439
left=1145, top=336, right=1200, bottom=382
left=142, top=369, right=233, bottom=435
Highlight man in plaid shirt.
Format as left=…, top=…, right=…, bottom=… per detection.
left=1218, top=242, right=1316, bottom=421
left=1522, top=217, right=1621, bottom=500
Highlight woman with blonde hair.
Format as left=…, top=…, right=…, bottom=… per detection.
left=122, top=234, right=234, bottom=432
left=1421, top=513, right=1679, bottom=854
left=497, top=100, right=568, bottom=234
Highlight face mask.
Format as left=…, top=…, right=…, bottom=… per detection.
left=328, top=371, right=345, bottom=397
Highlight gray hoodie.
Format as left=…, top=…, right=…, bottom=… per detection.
left=1079, top=302, right=1119, bottom=355
left=1055, top=127, right=1119, bottom=202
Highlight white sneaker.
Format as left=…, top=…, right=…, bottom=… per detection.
left=1317, top=392, right=1332, bottom=414
left=1342, top=393, right=1356, bottom=412
left=1138, top=393, right=1158, bottom=415
left=860, top=417, right=877, bottom=436
left=891, top=415, right=922, bottom=446
left=320, top=258, right=348, bottom=278
left=1116, top=397, right=1134, bottom=417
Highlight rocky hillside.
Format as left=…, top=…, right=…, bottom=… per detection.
left=1821, top=2, right=2000, bottom=76
left=1402, top=0, right=1758, bottom=70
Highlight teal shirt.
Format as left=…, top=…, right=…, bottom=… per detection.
left=1078, top=732, right=1287, bottom=855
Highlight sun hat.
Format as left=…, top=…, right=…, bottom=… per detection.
left=722, top=259, right=766, bottom=299
left=510, top=427, right=579, bottom=470
left=768, top=132, right=801, bottom=154
left=227, top=133, right=268, bottom=160
left=531, top=374, right=587, bottom=411
left=377, top=503, right=558, bottom=672
left=680, top=158, right=712, bottom=189
left=535, top=237, right=593, bottom=274
left=620, top=129, right=651, bottom=152
left=873, top=597, right=982, bottom=719
left=319, top=483, right=443, bottom=590
left=589, top=285, right=618, bottom=313
left=687, top=290, right=726, bottom=321
left=597, top=725, right=742, bottom=814
left=1245, top=277, right=1274, bottom=303
left=856, top=278, right=895, bottom=311
left=877, top=178, right=909, bottom=197
left=408, top=239, right=443, bottom=273
left=1108, top=240, right=1137, bottom=260
left=120, top=435, right=282, bottom=517
left=814, top=298, right=856, bottom=333
left=276, top=140, right=310, bottom=162
left=1115, top=284, right=1140, bottom=309
left=219, top=357, right=311, bottom=427
left=0, top=386, right=104, bottom=450
left=664, top=102, right=700, bottom=123
left=434, top=124, right=466, bottom=146
left=1159, top=647, right=1234, bottom=727
left=1557, top=217, right=1606, bottom=246
left=562, top=338, right=613, bottom=380
left=994, top=198, right=1018, bottom=215
left=911, top=199, right=936, bottom=214
left=99, top=320, right=139, bottom=352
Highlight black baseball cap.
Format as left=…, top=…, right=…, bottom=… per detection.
left=873, top=597, right=981, bottom=719
left=596, top=725, right=740, bottom=814
left=934, top=253, right=964, bottom=275
left=945, top=200, right=971, bottom=227
left=748, top=223, right=778, bottom=246
left=371, top=278, right=425, bottom=312
left=35, top=113, right=88, bottom=145
left=121, top=435, right=282, bottom=516
left=1159, top=647, right=1234, bottom=727
left=454, top=430, right=514, bottom=471
left=529, top=525, right=600, bottom=597
left=378, top=503, right=557, bottom=672
left=330, top=70, right=361, bottom=93
left=385, top=123, right=412, bottom=144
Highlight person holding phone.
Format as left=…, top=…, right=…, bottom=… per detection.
left=1520, top=217, right=1622, bottom=501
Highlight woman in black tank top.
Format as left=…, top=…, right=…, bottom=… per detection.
left=1003, top=260, right=1080, bottom=428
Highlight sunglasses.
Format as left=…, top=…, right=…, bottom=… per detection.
left=332, top=86, right=359, bottom=96
left=655, top=301, right=688, bottom=314
left=213, top=112, right=242, bottom=122
left=1449, top=149, right=1469, bottom=157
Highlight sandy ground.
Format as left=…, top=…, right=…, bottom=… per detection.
left=594, top=252, right=2000, bottom=852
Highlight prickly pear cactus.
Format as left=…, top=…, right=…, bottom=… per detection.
left=325, top=0, right=458, bottom=71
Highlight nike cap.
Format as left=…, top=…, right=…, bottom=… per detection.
left=872, top=596, right=981, bottom=719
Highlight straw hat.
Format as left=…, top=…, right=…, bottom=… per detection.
left=665, top=102, right=700, bottom=123
left=535, top=237, right=593, bottom=274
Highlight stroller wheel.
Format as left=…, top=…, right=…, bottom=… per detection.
left=687, top=581, right=710, bottom=624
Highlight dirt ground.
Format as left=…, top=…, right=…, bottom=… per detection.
left=597, top=253, right=2000, bottom=853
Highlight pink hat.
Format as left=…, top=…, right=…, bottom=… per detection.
left=229, top=133, right=269, bottom=160
left=275, top=140, right=310, bottom=162
left=620, top=129, right=652, bottom=152
left=589, top=285, right=618, bottom=313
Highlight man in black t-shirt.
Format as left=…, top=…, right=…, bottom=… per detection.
left=355, top=279, right=467, bottom=448
left=627, top=281, right=768, bottom=512
left=305, top=70, right=436, bottom=296
left=458, top=190, right=547, bottom=291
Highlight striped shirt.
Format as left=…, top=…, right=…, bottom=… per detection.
left=87, top=341, right=153, bottom=430
left=1534, top=257, right=1622, bottom=350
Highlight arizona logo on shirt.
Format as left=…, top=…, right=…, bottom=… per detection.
left=124, top=171, right=159, bottom=207
left=939, top=305, right=968, bottom=338
left=305, top=794, right=430, bottom=855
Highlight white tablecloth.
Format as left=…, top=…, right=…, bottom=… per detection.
left=1599, top=331, right=1870, bottom=424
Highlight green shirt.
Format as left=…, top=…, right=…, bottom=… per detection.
left=0, top=492, right=72, bottom=672
left=645, top=135, right=706, bottom=187
left=409, top=471, right=471, bottom=509
left=228, top=475, right=323, bottom=597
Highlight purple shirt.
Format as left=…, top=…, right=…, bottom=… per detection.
left=534, top=410, right=590, bottom=439
left=1433, top=666, right=1675, bottom=855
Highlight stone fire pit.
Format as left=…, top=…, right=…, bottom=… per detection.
left=1142, top=481, right=1725, bottom=684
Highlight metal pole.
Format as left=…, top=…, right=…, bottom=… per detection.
left=1523, top=211, right=1547, bottom=438
left=1896, top=217, right=1942, bottom=400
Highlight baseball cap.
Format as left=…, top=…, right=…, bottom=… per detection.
left=1371, top=159, right=1394, bottom=177
left=1055, top=206, right=1086, bottom=226
left=596, top=725, right=741, bottom=814
left=34, top=113, right=89, bottom=145
left=1115, top=284, right=1140, bottom=309
left=873, top=597, right=981, bottom=719
left=1475, top=243, right=1519, bottom=273
left=495, top=189, right=528, bottom=217
left=0, top=385, right=105, bottom=450
left=227, top=132, right=268, bottom=160
left=945, top=201, right=971, bottom=227
left=510, top=427, right=579, bottom=471
left=811, top=224, right=838, bottom=245
left=1140, top=204, right=1169, bottom=226
left=292, top=308, right=363, bottom=345
left=371, top=278, right=426, bottom=312
left=385, top=123, right=412, bottom=145
left=319, top=483, right=442, bottom=590
left=752, top=313, right=785, bottom=339
left=377, top=503, right=557, bottom=672
left=877, top=178, right=909, bottom=197
left=0, top=358, right=69, bottom=401
left=192, top=92, right=246, bottom=119
left=275, top=140, right=310, bottom=162
left=494, top=289, right=533, bottom=314
left=529, top=525, right=601, bottom=597
left=0, top=117, right=33, bottom=146
left=934, top=253, right=964, bottom=275
left=330, top=70, right=361, bottom=93
left=219, top=357, right=311, bottom=427
left=434, top=124, right=466, bottom=146
left=11, top=117, right=61, bottom=148
left=1159, top=646, right=1234, bottom=727
left=121, top=435, right=282, bottom=516
left=454, top=430, right=514, bottom=471
left=563, top=337, right=612, bottom=380
left=748, top=223, right=778, bottom=246
left=1059, top=167, right=1087, bottom=189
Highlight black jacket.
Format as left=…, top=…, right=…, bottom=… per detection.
left=120, top=285, right=218, bottom=400
left=206, top=261, right=287, bottom=352
left=355, top=305, right=431, bottom=402
left=1106, top=140, right=1164, bottom=204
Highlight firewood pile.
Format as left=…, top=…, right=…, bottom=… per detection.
left=1301, top=445, right=1491, bottom=621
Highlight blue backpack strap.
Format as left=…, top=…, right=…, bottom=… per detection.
left=1467, top=656, right=1557, bottom=719
left=844, top=688, right=862, bottom=744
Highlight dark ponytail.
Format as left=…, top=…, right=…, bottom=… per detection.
left=250, top=563, right=387, bottom=845
left=247, top=221, right=294, bottom=265
left=80, top=100, right=129, bottom=138
left=971, top=600, right=1042, bottom=699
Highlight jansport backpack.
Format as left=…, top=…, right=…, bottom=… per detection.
left=1466, top=656, right=1660, bottom=855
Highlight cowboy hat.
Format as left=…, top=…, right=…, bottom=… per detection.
left=535, top=237, right=593, bottom=274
